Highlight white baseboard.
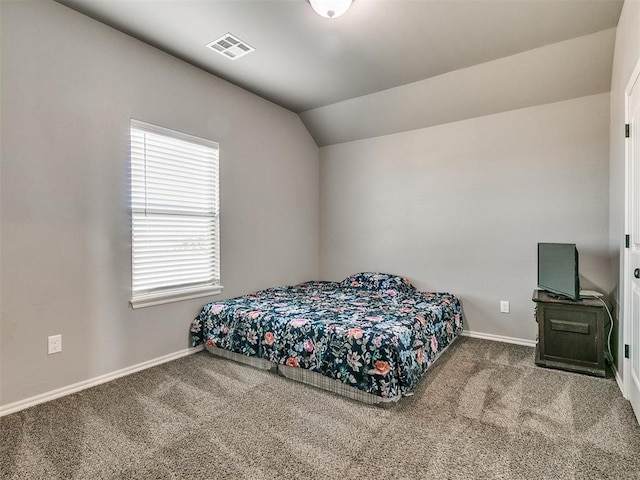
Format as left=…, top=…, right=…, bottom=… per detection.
left=2, top=335, right=621, bottom=415
left=0, top=345, right=204, bottom=417
left=461, top=330, right=537, bottom=347
left=613, top=362, right=626, bottom=399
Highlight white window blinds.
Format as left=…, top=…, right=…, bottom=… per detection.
left=130, top=120, right=221, bottom=308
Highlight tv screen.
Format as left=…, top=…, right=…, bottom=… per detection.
left=537, top=243, right=580, bottom=301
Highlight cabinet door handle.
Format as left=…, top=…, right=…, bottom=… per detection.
left=635, top=268, right=640, bottom=279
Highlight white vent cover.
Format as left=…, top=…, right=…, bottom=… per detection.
left=207, top=33, right=255, bottom=60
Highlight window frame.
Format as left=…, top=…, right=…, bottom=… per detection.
left=129, top=119, right=222, bottom=309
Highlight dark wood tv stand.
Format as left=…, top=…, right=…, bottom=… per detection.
left=532, top=289, right=606, bottom=377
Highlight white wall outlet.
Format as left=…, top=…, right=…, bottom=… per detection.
left=500, top=301, right=510, bottom=313
left=48, top=334, right=62, bottom=354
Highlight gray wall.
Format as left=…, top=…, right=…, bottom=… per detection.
left=0, top=1, right=319, bottom=406
left=609, top=1, right=640, bottom=377
left=320, top=94, right=610, bottom=342
left=0, top=0, right=621, bottom=409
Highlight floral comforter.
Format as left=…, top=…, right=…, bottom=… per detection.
left=191, top=277, right=463, bottom=399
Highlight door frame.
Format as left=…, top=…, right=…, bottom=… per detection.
left=623, top=56, right=640, bottom=401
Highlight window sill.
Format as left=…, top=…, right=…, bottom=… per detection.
left=130, top=285, right=224, bottom=309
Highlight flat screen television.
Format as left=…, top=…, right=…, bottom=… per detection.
left=537, top=243, right=580, bottom=301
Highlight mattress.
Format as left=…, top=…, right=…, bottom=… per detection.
left=191, top=274, right=463, bottom=403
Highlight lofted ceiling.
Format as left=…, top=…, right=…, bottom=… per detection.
left=56, top=0, right=624, bottom=144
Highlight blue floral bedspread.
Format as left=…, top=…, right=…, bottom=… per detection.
left=191, top=274, right=463, bottom=399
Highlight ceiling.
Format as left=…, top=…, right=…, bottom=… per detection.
left=56, top=0, right=623, bottom=115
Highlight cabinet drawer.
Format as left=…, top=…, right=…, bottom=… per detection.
left=542, top=307, right=599, bottom=364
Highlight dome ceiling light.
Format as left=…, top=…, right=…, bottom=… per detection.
left=308, top=0, right=354, bottom=19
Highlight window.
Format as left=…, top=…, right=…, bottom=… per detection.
left=129, top=120, right=221, bottom=308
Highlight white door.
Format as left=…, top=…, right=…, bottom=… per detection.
left=628, top=66, right=640, bottom=424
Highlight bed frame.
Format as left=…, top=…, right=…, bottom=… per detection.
left=205, top=336, right=459, bottom=405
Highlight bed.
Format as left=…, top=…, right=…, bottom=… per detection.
left=190, top=272, right=463, bottom=404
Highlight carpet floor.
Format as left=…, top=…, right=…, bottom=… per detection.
left=1, top=337, right=639, bottom=479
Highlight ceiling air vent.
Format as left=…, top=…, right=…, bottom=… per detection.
left=207, top=33, right=255, bottom=60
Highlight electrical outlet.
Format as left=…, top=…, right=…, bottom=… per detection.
left=48, top=334, right=62, bottom=354
left=500, top=301, right=510, bottom=313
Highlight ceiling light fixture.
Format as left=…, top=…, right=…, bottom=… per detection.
left=308, top=0, right=353, bottom=19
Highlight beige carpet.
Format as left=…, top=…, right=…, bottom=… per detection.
left=1, top=337, right=639, bottom=479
